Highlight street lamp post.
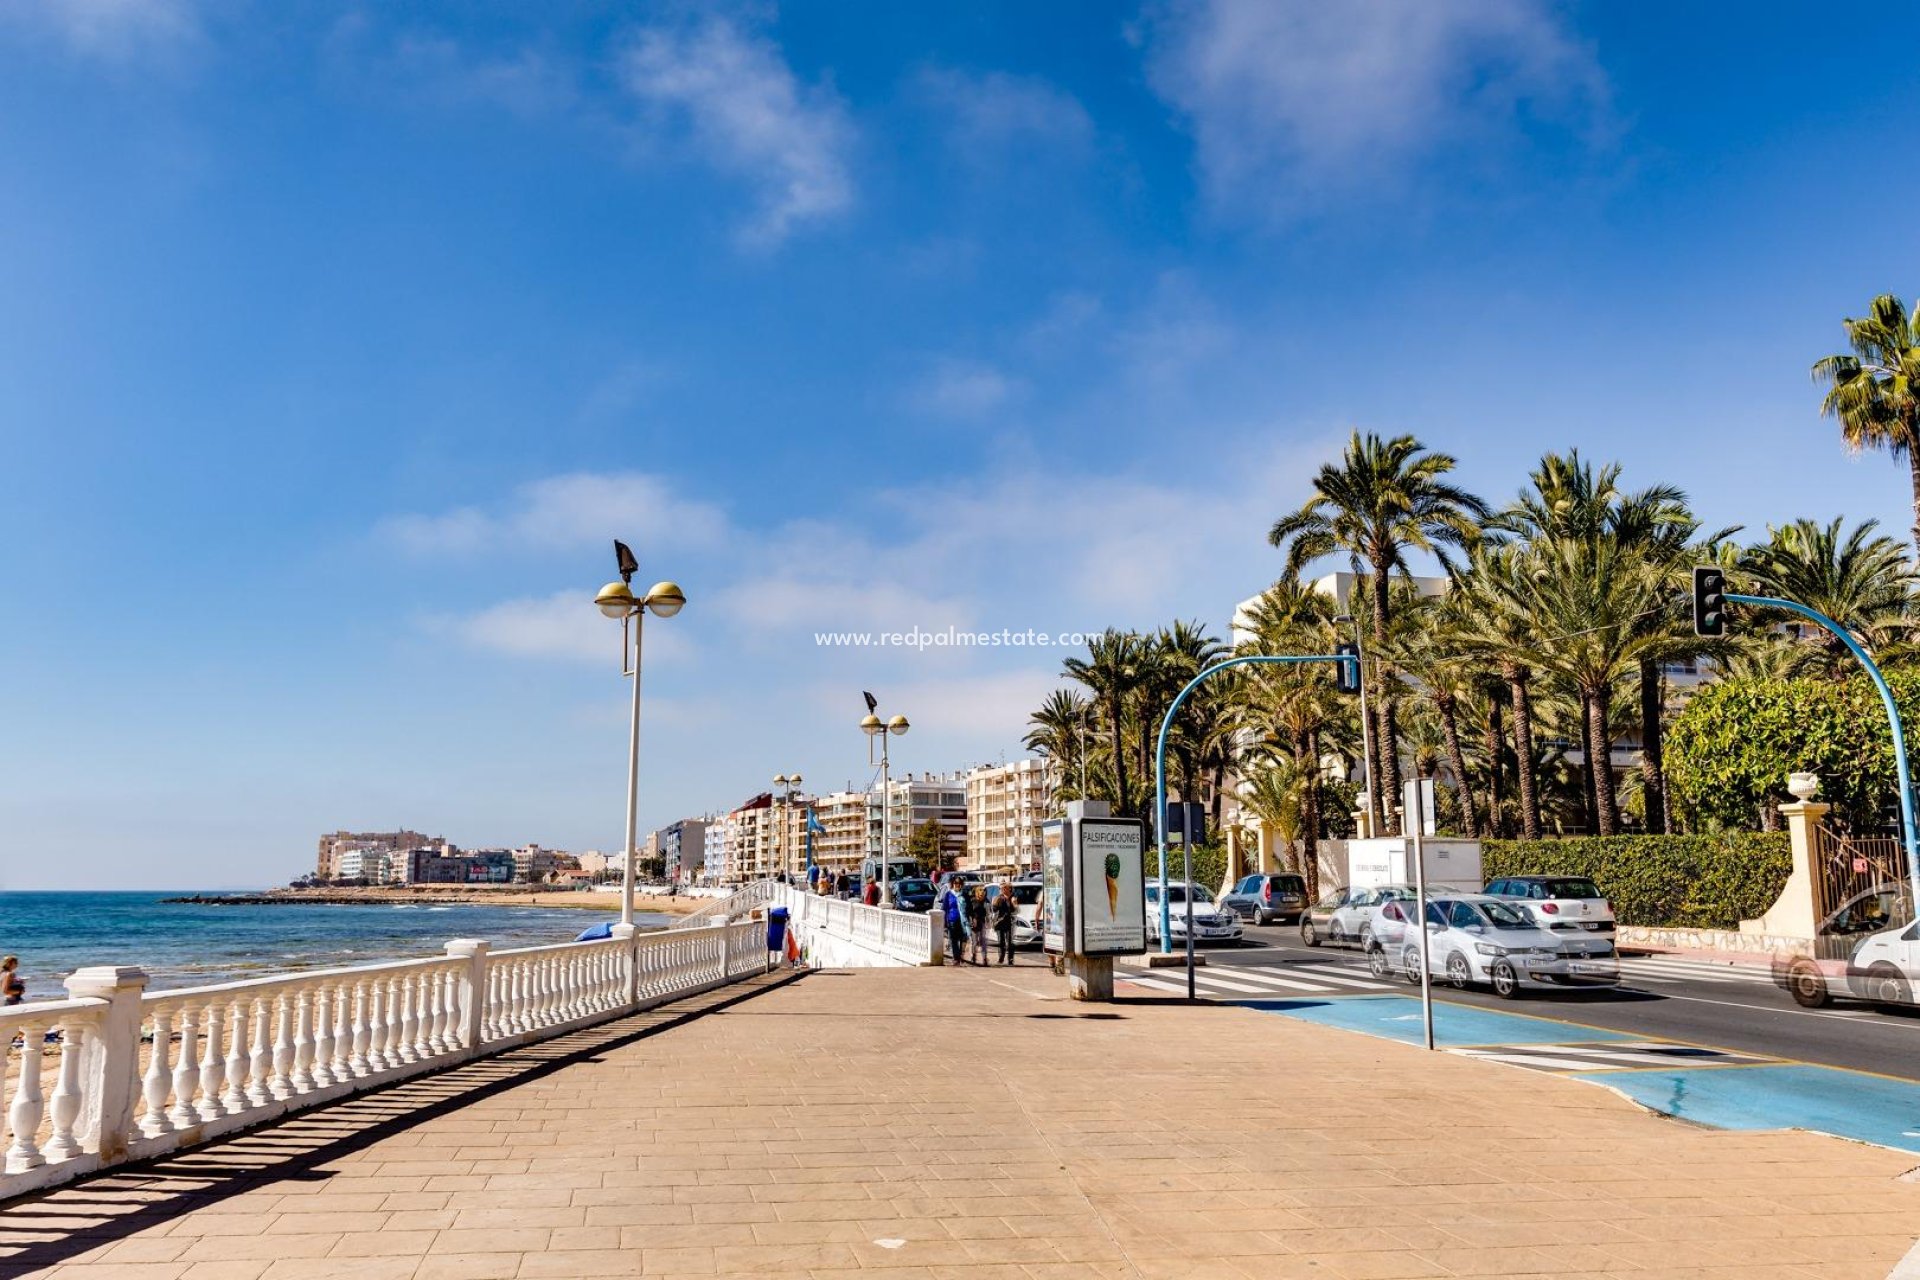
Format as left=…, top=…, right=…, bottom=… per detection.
left=861, top=703, right=909, bottom=906
left=773, top=773, right=803, bottom=882
left=594, top=545, right=685, bottom=930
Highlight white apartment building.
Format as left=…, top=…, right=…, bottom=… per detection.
left=336, top=848, right=393, bottom=883
left=810, top=790, right=871, bottom=876
left=878, top=772, right=967, bottom=867
left=964, top=758, right=1053, bottom=874
left=703, top=821, right=732, bottom=885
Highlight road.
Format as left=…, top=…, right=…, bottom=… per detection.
left=1116, top=920, right=1920, bottom=1082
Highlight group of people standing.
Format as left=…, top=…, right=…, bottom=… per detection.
left=940, top=881, right=1017, bottom=966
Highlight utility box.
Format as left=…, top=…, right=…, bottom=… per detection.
left=1343, top=837, right=1483, bottom=894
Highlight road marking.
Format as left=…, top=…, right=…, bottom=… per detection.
left=1279, top=966, right=1383, bottom=989
left=1210, top=968, right=1352, bottom=992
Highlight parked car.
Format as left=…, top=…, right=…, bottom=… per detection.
left=1483, top=876, right=1616, bottom=935
left=1221, top=873, right=1309, bottom=925
left=1145, top=882, right=1243, bottom=945
left=891, top=877, right=937, bottom=912
left=1772, top=883, right=1918, bottom=1009
left=986, top=878, right=1046, bottom=947
left=934, top=870, right=986, bottom=900
left=1397, top=895, right=1620, bottom=998
left=1300, top=884, right=1416, bottom=949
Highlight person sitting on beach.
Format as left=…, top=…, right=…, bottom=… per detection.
left=2, top=956, right=24, bottom=1006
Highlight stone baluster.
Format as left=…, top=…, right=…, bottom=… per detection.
left=5, top=1016, right=47, bottom=1172
left=269, top=993, right=295, bottom=1100
left=289, top=990, right=315, bottom=1093
left=167, top=1002, right=201, bottom=1130
left=197, top=1000, right=226, bottom=1121
left=247, top=997, right=274, bottom=1107
left=348, top=980, right=372, bottom=1077
left=364, top=978, right=389, bottom=1073
left=507, top=961, right=527, bottom=1036
left=141, top=1008, right=174, bottom=1137
left=395, top=975, right=419, bottom=1063
left=43, top=1019, right=86, bottom=1162
left=222, top=1000, right=250, bottom=1116
left=308, top=983, right=334, bottom=1089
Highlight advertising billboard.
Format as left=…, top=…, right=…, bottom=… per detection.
left=1073, top=818, right=1145, bottom=956
left=1041, top=820, right=1067, bottom=953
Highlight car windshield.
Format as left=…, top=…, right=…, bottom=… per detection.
left=1542, top=878, right=1602, bottom=900
left=1272, top=877, right=1304, bottom=891
left=1482, top=901, right=1533, bottom=928
left=1152, top=885, right=1213, bottom=904
left=896, top=879, right=932, bottom=893
left=1012, top=884, right=1041, bottom=905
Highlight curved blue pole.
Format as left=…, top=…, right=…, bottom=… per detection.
left=1154, top=652, right=1358, bottom=952
left=1728, top=593, right=1920, bottom=906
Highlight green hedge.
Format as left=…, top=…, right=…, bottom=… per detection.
left=1482, top=834, right=1791, bottom=930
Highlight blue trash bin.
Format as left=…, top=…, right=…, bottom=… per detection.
left=766, top=907, right=789, bottom=957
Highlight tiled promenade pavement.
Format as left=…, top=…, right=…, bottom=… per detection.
left=6, top=962, right=1920, bottom=1280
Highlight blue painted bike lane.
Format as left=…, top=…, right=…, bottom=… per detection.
left=1242, top=994, right=1920, bottom=1154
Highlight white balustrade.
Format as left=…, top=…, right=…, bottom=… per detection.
left=766, top=882, right=938, bottom=968
left=1, top=919, right=768, bottom=1203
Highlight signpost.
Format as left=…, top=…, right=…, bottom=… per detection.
left=1405, top=779, right=1436, bottom=1052
left=1044, top=802, right=1145, bottom=1001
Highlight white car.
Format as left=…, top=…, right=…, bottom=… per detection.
left=1482, top=876, right=1617, bottom=936
left=1300, top=884, right=1417, bottom=950
left=1397, top=895, right=1620, bottom=998
left=988, top=879, right=1046, bottom=948
left=1145, top=882, right=1244, bottom=945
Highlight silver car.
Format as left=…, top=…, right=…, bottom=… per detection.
left=1300, top=884, right=1417, bottom=949
left=1145, top=882, right=1244, bottom=945
left=1220, top=873, right=1309, bottom=925
left=1399, top=895, right=1620, bottom=998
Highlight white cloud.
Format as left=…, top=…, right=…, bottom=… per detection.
left=1143, top=0, right=1608, bottom=216
left=426, top=588, right=694, bottom=666
left=381, top=472, right=728, bottom=558
left=909, top=357, right=1018, bottom=418
left=9, top=0, right=200, bottom=61
left=619, top=12, right=854, bottom=248
left=918, top=67, right=1093, bottom=154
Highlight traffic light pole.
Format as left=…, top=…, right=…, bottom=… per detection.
left=1153, top=653, right=1360, bottom=983
left=1726, top=592, right=1920, bottom=908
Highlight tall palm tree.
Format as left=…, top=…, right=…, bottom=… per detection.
left=1024, top=689, right=1091, bottom=802
left=1063, top=630, right=1148, bottom=818
left=1396, top=593, right=1482, bottom=837
left=1268, top=432, right=1490, bottom=833
left=1737, top=517, right=1916, bottom=675
left=1814, top=295, right=1920, bottom=554
left=1451, top=544, right=1545, bottom=838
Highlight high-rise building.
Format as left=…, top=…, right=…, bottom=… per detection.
left=964, top=758, right=1053, bottom=874
left=879, top=772, right=967, bottom=868
left=657, top=819, right=708, bottom=881
left=316, top=829, right=449, bottom=881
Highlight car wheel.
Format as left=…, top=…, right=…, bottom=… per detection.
left=1358, top=924, right=1373, bottom=952
left=1786, top=958, right=1830, bottom=1008
left=1445, top=953, right=1472, bottom=990
left=1366, top=945, right=1391, bottom=979
left=1300, top=920, right=1319, bottom=948
left=1490, top=962, right=1520, bottom=999
left=1256, top=908, right=1271, bottom=926
left=1866, top=963, right=1911, bottom=1009
left=1401, top=946, right=1423, bottom=985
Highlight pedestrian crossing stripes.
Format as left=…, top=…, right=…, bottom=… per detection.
left=1447, top=1039, right=1776, bottom=1074
left=1115, top=953, right=1779, bottom=1000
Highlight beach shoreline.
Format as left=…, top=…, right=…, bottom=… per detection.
left=161, top=886, right=714, bottom=917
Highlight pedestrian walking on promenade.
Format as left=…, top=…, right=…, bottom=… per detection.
left=2, top=956, right=24, bottom=1006
left=990, top=882, right=1016, bottom=965
left=863, top=877, right=881, bottom=907
left=940, top=882, right=967, bottom=963
left=966, top=887, right=989, bottom=965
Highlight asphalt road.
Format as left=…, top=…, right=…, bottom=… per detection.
left=1121, top=921, right=1920, bottom=1082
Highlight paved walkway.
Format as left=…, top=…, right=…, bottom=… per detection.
left=5, top=962, right=1920, bottom=1279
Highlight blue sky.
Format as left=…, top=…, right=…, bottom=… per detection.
left=3, top=1, right=1918, bottom=889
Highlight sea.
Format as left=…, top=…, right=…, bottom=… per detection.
left=0, top=892, right=672, bottom=999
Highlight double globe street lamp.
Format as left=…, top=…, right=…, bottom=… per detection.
left=595, top=541, right=685, bottom=929
left=861, top=703, right=909, bottom=906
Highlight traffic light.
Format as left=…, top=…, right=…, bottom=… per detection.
left=1693, top=566, right=1727, bottom=637
left=1334, top=643, right=1361, bottom=693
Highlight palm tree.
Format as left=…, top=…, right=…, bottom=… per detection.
left=1396, top=593, right=1481, bottom=837
left=1451, top=544, right=1545, bottom=838
left=1236, top=758, right=1312, bottom=885
left=1268, top=432, right=1490, bottom=833
left=1737, top=517, right=1916, bottom=675
left=1024, top=689, right=1091, bottom=802
left=1063, top=630, right=1148, bottom=818
left=1814, top=295, right=1920, bottom=554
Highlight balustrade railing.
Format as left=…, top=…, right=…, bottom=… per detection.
left=664, top=878, right=773, bottom=930
left=1, top=919, right=770, bottom=1203
left=770, top=883, right=937, bottom=967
